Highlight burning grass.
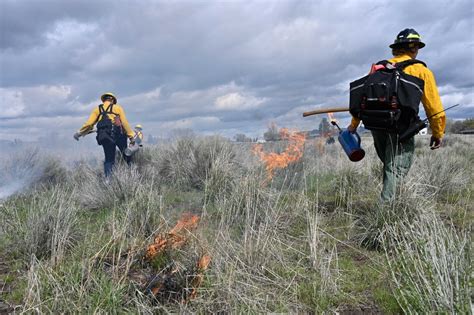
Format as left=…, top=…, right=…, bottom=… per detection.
left=0, top=134, right=472, bottom=313
left=252, top=128, right=306, bottom=181
left=127, top=213, right=211, bottom=304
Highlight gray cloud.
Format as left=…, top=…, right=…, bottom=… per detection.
left=0, top=0, right=473, bottom=141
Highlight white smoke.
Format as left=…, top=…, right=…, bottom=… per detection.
left=0, top=147, right=45, bottom=200
left=0, top=180, right=26, bottom=199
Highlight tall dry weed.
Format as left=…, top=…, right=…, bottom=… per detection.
left=158, top=136, right=236, bottom=190
left=74, top=163, right=144, bottom=211
left=201, top=168, right=340, bottom=312
left=383, top=204, right=470, bottom=313
left=411, top=146, right=471, bottom=199
left=1, top=185, right=79, bottom=265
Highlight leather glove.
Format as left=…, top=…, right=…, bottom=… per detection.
left=73, top=132, right=81, bottom=141
left=430, top=136, right=442, bottom=150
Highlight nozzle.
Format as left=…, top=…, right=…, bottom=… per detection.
left=331, top=120, right=342, bottom=132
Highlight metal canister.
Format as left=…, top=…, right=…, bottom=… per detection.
left=338, top=129, right=365, bottom=162
left=124, top=144, right=140, bottom=157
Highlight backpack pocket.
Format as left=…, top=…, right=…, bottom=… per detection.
left=96, top=129, right=114, bottom=146
left=360, top=109, right=401, bottom=131
left=96, top=117, right=114, bottom=146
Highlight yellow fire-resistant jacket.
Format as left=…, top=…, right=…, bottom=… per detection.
left=79, top=103, right=135, bottom=138
left=350, top=54, right=446, bottom=138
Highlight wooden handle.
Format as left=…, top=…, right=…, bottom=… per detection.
left=303, top=107, right=350, bottom=117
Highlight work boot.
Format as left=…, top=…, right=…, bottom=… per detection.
left=104, top=161, right=114, bottom=178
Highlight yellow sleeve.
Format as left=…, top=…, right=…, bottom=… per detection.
left=116, top=105, right=135, bottom=138
left=350, top=117, right=361, bottom=129
left=420, top=68, right=445, bottom=138
left=79, top=107, right=100, bottom=134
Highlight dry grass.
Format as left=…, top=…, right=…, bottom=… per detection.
left=1, top=185, right=79, bottom=265
left=0, top=134, right=472, bottom=313
left=383, top=201, right=471, bottom=313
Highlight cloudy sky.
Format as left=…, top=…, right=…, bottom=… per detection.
left=1, top=0, right=473, bottom=141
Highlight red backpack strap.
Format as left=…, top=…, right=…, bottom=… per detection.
left=369, top=63, right=387, bottom=74
left=369, top=60, right=396, bottom=74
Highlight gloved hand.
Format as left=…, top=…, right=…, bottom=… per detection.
left=430, top=136, right=442, bottom=150
left=129, top=138, right=135, bottom=146
left=73, top=132, right=81, bottom=141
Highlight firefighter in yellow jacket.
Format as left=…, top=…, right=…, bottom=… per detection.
left=348, top=29, right=446, bottom=202
left=134, top=124, right=144, bottom=146
left=74, top=93, right=135, bottom=177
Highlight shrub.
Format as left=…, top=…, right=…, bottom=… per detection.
left=1, top=185, right=79, bottom=265
left=36, top=157, right=69, bottom=187
left=73, top=163, right=145, bottom=211
left=158, top=136, right=236, bottom=190
left=410, top=146, right=471, bottom=199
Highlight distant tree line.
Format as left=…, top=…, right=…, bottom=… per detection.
left=446, top=118, right=474, bottom=134
left=234, top=134, right=257, bottom=142
left=263, top=122, right=280, bottom=141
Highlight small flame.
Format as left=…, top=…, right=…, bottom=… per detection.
left=197, top=254, right=211, bottom=271
left=187, top=254, right=212, bottom=300
left=145, top=213, right=200, bottom=261
left=252, top=127, right=306, bottom=180
left=144, top=213, right=211, bottom=303
left=327, top=112, right=337, bottom=123
left=169, top=213, right=200, bottom=235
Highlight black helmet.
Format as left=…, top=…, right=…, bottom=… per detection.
left=389, top=28, right=425, bottom=49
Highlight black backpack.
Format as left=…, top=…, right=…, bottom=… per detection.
left=349, top=59, right=426, bottom=133
left=96, top=104, right=116, bottom=146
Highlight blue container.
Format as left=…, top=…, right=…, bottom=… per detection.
left=338, top=130, right=365, bottom=162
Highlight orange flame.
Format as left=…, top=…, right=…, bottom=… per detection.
left=252, top=127, right=306, bottom=180
left=197, top=254, right=211, bottom=271
left=187, top=254, right=212, bottom=300
left=145, top=213, right=200, bottom=261
left=169, top=213, right=200, bottom=235
left=144, top=213, right=211, bottom=302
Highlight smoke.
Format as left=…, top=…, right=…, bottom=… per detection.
left=0, top=180, right=27, bottom=200
left=0, top=147, right=46, bottom=200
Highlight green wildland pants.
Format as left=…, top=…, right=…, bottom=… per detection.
left=371, top=130, right=415, bottom=202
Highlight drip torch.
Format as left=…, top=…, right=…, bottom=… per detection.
left=331, top=120, right=366, bottom=162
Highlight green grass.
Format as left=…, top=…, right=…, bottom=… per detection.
left=0, top=134, right=471, bottom=313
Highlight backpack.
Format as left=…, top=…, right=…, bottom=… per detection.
left=96, top=104, right=116, bottom=146
left=349, top=59, right=426, bottom=134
